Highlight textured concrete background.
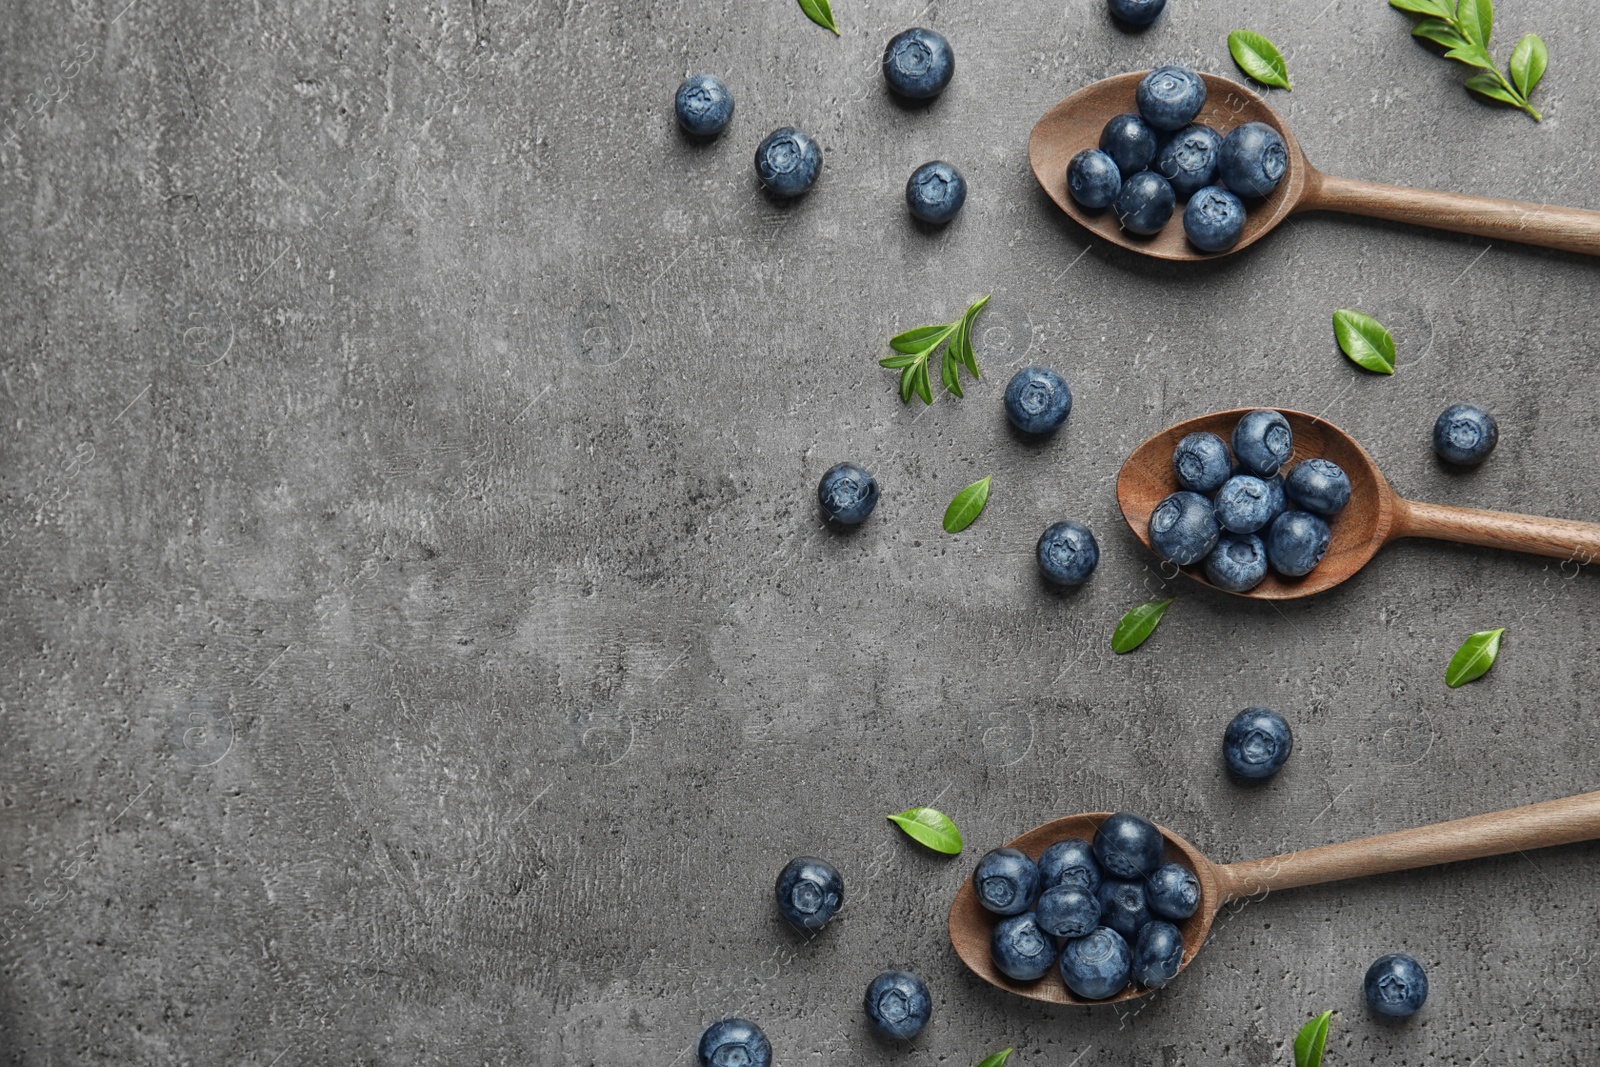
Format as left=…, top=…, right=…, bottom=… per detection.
left=2, top=0, right=1598, bottom=1063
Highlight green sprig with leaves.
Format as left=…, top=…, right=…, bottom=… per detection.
left=881, top=295, right=990, bottom=405
left=1390, top=0, right=1548, bottom=121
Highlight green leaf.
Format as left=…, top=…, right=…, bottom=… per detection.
left=1411, top=19, right=1469, bottom=49
left=1294, top=1011, right=1334, bottom=1067
left=940, top=347, right=963, bottom=397
left=1228, top=30, right=1292, bottom=90
left=1443, top=45, right=1497, bottom=71
left=1447, top=627, right=1505, bottom=687
left=915, top=359, right=933, bottom=405
left=1332, top=309, right=1396, bottom=375
left=958, top=294, right=990, bottom=377
left=1456, top=0, right=1492, bottom=48
left=943, top=476, right=991, bottom=533
left=879, top=352, right=921, bottom=369
left=1464, top=71, right=1524, bottom=107
left=887, top=807, right=963, bottom=854
left=899, top=364, right=917, bottom=404
left=1390, top=0, right=1453, bottom=17
left=890, top=323, right=955, bottom=354
left=976, top=1050, right=1014, bottom=1067
left=1510, top=33, right=1548, bottom=97
left=1111, top=599, right=1173, bottom=654
left=796, top=0, right=839, bottom=35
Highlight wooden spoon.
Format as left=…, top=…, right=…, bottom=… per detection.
left=1116, top=407, right=1600, bottom=600
left=1028, top=72, right=1600, bottom=261
left=948, top=791, right=1600, bottom=1005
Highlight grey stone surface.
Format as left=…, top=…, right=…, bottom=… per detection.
left=2, top=0, right=1598, bottom=1063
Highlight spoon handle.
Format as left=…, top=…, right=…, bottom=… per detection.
left=1393, top=499, right=1600, bottom=564
left=1300, top=173, right=1600, bottom=255
left=1218, top=790, right=1600, bottom=899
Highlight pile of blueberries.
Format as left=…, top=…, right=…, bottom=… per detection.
left=675, top=28, right=969, bottom=224
left=976, top=813, right=1198, bottom=999
left=1066, top=66, right=1288, bottom=252
left=1150, top=409, right=1348, bottom=591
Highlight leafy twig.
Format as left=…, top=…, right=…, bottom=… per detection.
left=1390, top=0, right=1547, bottom=121
left=881, top=295, right=990, bottom=405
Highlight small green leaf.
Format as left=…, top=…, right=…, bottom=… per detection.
left=958, top=295, right=990, bottom=377
left=1509, top=33, right=1548, bottom=97
left=1447, top=627, right=1505, bottom=687
left=941, top=348, right=963, bottom=397
left=1228, top=30, right=1292, bottom=90
left=1111, top=599, right=1173, bottom=654
left=976, top=1050, right=1014, bottom=1067
left=887, top=807, right=963, bottom=854
left=1411, top=19, right=1469, bottom=49
left=1443, top=44, right=1497, bottom=70
left=1464, top=71, right=1524, bottom=107
left=796, top=0, right=839, bottom=35
left=1294, top=1011, right=1334, bottom=1067
left=943, top=475, right=992, bottom=533
left=1457, top=0, right=1492, bottom=48
left=1390, top=0, right=1453, bottom=17
left=1332, top=309, right=1396, bottom=375
left=915, top=359, right=933, bottom=405
left=891, top=323, right=955, bottom=354
left=879, top=352, right=920, bottom=369
left=899, top=364, right=917, bottom=404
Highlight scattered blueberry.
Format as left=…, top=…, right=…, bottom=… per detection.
left=1037, top=521, right=1100, bottom=587
left=1005, top=366, right=1073, bottom=435
left=1099, top=113, right=1158, bottom=177
left=1172, top=431, right=1232, bottom=494
left=864, top=970, right=932, bottom=1039
left=1223, top=707, right=1294, bottom=781
left=1204, top=532, right=1269, bottom=593
left=1093, top=812, right=1165, bottom=879
left=1433, top=403, right=1499, bottom=466
left=1095, top=879, right=1152, bottom=940
left=1157, top=125, right=1222, bottom=199
left=1266, top=510, right=1331, bottom=577
left=1284, top=458, right=1351, bottom=516
left=698, top=1019, right=772, bottom=1067
left=882, top=28, right=955, bottom=99
left=1232, top=409, right=1293, bottom=477
left=1132, top=920, right=1184, bottom=988
left=1183, top=185, right=1247, bottom=252
left=1137, top=67, right=1206, bottom=132
left=1038, top=838, right=1102, bottom=894
left=1067, top=149, right=1123, bottom=211
left=973, top=847, right=1041, bottom=916
left=755, top=127, right=821, bottom=197
left=1148, top=490, right=1221, bottom=566
left=990, top=912, right=1059, bottom=981
left=1107, top=0, right=1166, bottom=27
left=1214, top=475, right=1277, bottom=534
left=1364, top=953, right=1429, bottom=1018
left=1114, top=170, right=1176, bottom=235
left=818, top=462, right=878, bottom=525
left=1261, top=474, right=1287, bottom=524
left=675, top=74, right=735, bottom=138
left=774, top=856, right=844, bottom=931
left=1035, top=885, right=1102, bottom=939
left=1059, top=927, right=1132, bottom=1000
left=906, top=160, right=967, bottom=223
left=1218, top=121, right=1288, bottom=198
left=1144, top=862, right=1200, bottom=920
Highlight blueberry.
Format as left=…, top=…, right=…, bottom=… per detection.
left=1433, top=403, right=1499, bottom=466
left=1223, top=707, right=1293, bottom=781
left=1214, top=475, right=1274, bottom=534
left=1144, top=862, right=1200, bottom=920
left=1157, top=125, right=1222, bottom=200
left=1218, top=122, right=1288, bottom=198
left=864, top=970, right=932, bottom=1039
left=1037, top=521, right=1099, bottom=587
left=1114, top=170, right=1176, bottom=235
left=1093, top=812, right=1165, bottom=879
left=904, top=160, right=967, bottom=224
left=1099, top=113, right=1158, bottom=177
left=1005, top=366, right=1073, bottom=435
left=1204, top=532, right=1269, bottom=593
left=1183, top=185, right=1247, bottom=252
left=1261, top=474, right=1287, bottom=524
left=1266, top=510, right=1331, bottom=577
left=1137, top=67, right=1206, bottom=132
left=1095, top=879, right=1152, bottom=940
left=818, top=462, right=878, bottom=525
left=1037, top=838, right=1102, bottom=894
left=990, top=912, right=1059, bottom=981
left=1284, top=458, right=1351, bottom=516
left=1035, top=885, right=1102, bottom=939
left=882, top=28, right=954, bottom=100
left=1106, top=0, right=1166, bottom=27
left=1364, top=954, right=1428, bottom=1018
left=1132, top=920, right=1184, bottom=988
left=973, top=847, right=1041, bottom=916
left=675, top=74, right=735, bottom=138
left=1232, top=409, right=1293, bottom=477
left=1172, top=431, right=1232, bottom=493
left=1059, top=927, right=1132, bottom=999
left=755, top=127, right=821, bottom=198
left=1148, top=490, right=1220, bottom=566
left=1067, top=149, right=1123, bottom=211
left=698, top=1019, right=772, bottom=1067
left=774, top=856, right=844, bottom=930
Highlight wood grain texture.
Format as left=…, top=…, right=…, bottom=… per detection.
left=1394, top=499, right=1600, bottom=563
